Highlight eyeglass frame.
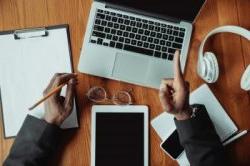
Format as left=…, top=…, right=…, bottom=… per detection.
left=86, top=86, right=133, bottom=105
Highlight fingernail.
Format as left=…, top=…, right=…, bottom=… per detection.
left=69, top=78, right=76, bottom=84
left=160, top=83, right=166, bottom=91
left=161, top=80, right=167, bottom=84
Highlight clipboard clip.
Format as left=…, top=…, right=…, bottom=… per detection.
left=14, top=28, right=49, bottom=40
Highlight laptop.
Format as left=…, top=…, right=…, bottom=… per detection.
left=78, top=0, right=206, bottom=89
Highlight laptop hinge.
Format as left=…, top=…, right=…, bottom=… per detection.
left=105, top=3, right=181, bottom=24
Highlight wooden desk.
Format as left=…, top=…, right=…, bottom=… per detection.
left=0, top=0, right=249, bottom=165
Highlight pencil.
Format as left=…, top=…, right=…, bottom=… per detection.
left=28, top=82, right=68, bottom=111
left=222, top=130, right=248, bottom=146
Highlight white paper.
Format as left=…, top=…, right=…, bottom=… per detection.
left=0, top=27, right=78, bottom=138
left=151, top=112, right=176, bottom=141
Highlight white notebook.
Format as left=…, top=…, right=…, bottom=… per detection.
left=0, top=25, right=79, bottom=138
left=151, top=84, right=238, bottom=165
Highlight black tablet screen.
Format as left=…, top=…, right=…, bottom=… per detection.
left=95, top=113, right=144, bottom=166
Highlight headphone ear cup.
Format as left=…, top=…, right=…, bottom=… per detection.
left=203, top=52, right=219, bottom=83
left=208, top=52, right=219, bottom=82
left=241, top=65, right=250, bottom=91
left=197, top=58, right=207, bottom=78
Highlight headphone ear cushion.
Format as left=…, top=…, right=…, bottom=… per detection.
left=197, top=58, right=206, bottom=78
left=241, top=65, right=250, bottom=91
left=203, top=52, right=219, bottom=83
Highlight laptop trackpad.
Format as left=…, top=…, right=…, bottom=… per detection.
left=112, top=53, right=149, bottom=83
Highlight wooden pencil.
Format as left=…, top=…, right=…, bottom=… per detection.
left=28, top=82, right=68, bottom=111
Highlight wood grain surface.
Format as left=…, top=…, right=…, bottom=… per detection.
left=0, top=0, right=250, bottom=165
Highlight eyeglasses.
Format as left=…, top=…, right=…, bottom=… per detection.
left=86, top=86, right=133, bottom=105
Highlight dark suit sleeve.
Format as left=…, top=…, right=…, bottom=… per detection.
left=3, top=115, right=62, bottom=166
left=175, top=104, right=228, bottom=166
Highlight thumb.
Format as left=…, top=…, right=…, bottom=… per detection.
left=64, top=78, right=76, bottom=113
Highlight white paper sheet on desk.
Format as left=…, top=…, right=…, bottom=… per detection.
left=0, top=27, right=78, bottom=138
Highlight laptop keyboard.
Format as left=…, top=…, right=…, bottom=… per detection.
left=90, top=9, right=186, bottom=61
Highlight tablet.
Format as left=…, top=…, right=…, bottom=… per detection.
left=91, top=105, right=148, bottom=166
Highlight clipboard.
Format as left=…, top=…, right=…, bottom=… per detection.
left=0, top=25, right=79, bottom=138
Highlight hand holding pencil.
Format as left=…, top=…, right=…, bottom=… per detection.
left=30, top=73, right=78, bottom=126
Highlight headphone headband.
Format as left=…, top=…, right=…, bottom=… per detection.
left=198, top=26, right=250, bottom=61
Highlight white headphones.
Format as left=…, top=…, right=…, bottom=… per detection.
left=197, top=26, right=250, bottom=91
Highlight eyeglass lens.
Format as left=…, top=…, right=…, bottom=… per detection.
left=87, top=87, right=106, bottom=103
left=112, top=91, right=132, bottom=105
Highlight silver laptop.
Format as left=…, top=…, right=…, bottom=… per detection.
left=78, top=0, right=206, bottom=89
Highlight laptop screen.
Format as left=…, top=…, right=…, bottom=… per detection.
left=101, top=0, right=206, bottom=22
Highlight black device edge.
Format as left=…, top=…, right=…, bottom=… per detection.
left=99, top=1, right=181, bottom=24
left=95, top=0, right=208, bottom=23
left=0, top=24, right=79, bottom=139
left=160, top=129, right=184, bottom=159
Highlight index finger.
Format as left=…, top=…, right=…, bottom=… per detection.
left=51, top=73, right=77, bottom=99
left=53, top=73, right=77, bottom=87
left=44, top=73, right=63, bottom=95
left=173, top=50, right=183, bottom=80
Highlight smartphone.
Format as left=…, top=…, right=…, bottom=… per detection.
left=160, top=130, right=184, bottom=160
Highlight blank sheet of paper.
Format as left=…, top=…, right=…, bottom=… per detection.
left=0, top=26, right=78, bottom=138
